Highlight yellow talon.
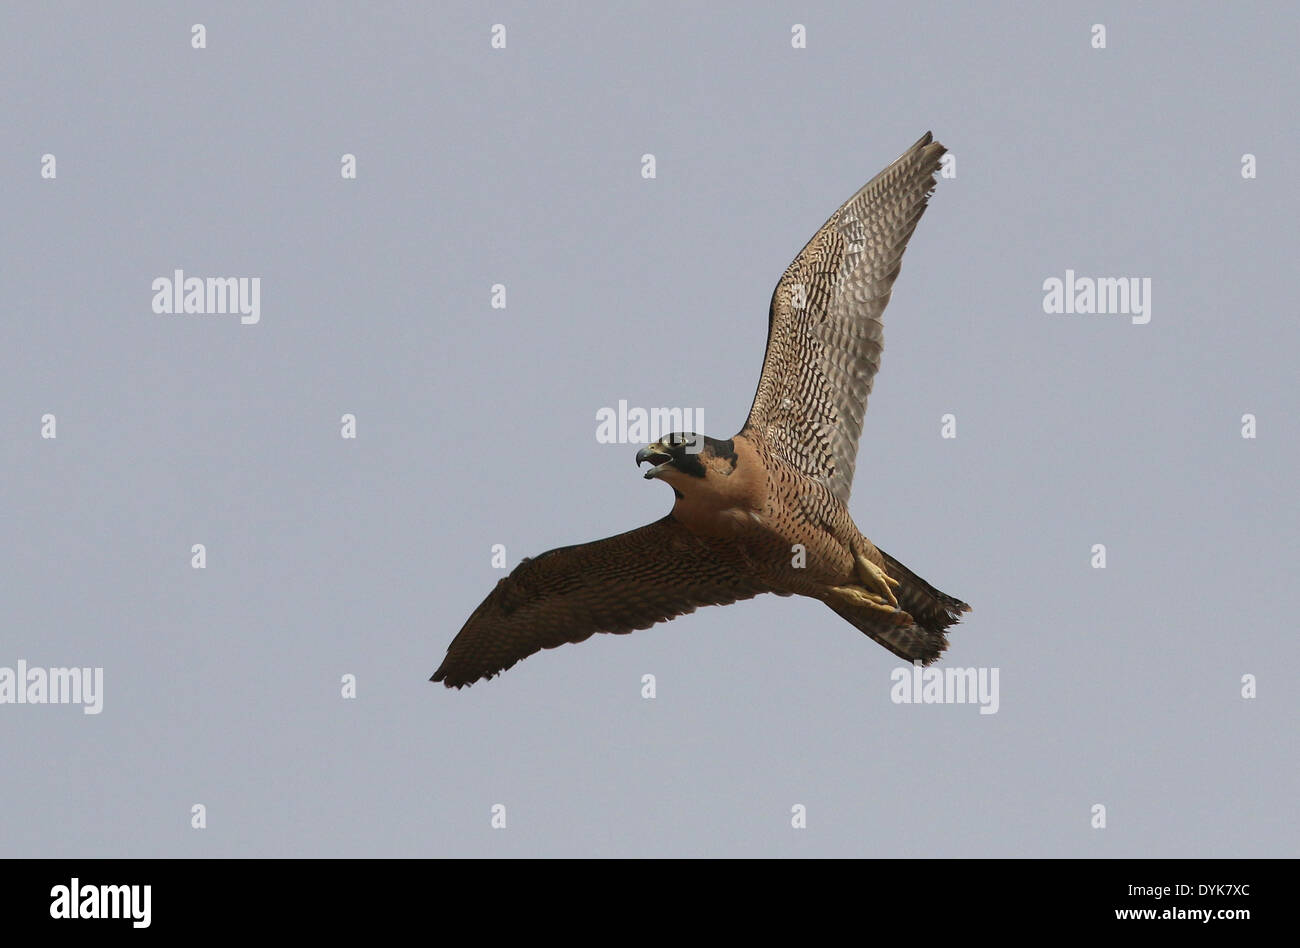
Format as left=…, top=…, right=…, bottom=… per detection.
left=855, top=554, right=900, bottom=608
left=829, top=584, right=904, bottom=619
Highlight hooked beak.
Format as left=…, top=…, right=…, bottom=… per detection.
left=636, top=443, right=674, bottom=479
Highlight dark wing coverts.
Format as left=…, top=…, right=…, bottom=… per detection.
left=432, top=516, right=771, bottom=687
left=742, top=132, right=946, bottom=504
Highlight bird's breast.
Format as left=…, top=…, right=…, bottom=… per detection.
left=670, top=494, right=763, bottom=537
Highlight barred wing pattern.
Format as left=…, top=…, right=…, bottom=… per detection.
left=742, top=132, right=946, bottom=504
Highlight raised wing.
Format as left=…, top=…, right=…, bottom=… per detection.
left=431, top=516, right=771, bottom=687
left=741, top=132, right=946, bottom=504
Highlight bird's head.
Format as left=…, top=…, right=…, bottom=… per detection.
left=635, top=432, right=738, bottom=488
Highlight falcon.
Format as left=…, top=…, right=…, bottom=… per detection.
left=433, top=132, right=970, bottom=688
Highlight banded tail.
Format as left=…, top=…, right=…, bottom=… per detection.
left=828, top=548, right=971, bottom=665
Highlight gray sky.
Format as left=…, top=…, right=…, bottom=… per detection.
left=2, top=1, right=1296, bottom=857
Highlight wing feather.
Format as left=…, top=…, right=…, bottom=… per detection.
left=742, top=132, right=946, bottom=503
left=431, top=516, right=770, bottom=687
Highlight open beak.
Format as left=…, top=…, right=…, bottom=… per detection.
left=636, top=443, right=675, bottom=479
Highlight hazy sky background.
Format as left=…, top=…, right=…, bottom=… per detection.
left=2, top=1, right=1296, bottom=857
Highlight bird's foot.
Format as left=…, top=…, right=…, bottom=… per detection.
left=854, top=554, right=900, bottom=608
left=829, top=584, right=907, bottom=622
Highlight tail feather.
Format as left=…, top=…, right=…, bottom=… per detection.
left=877, top=548, right=971, bottom=637
left=829, top=549, right=971, bottom=665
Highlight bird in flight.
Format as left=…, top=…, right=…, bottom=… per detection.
left=433, top=132, right=970, bottom=688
